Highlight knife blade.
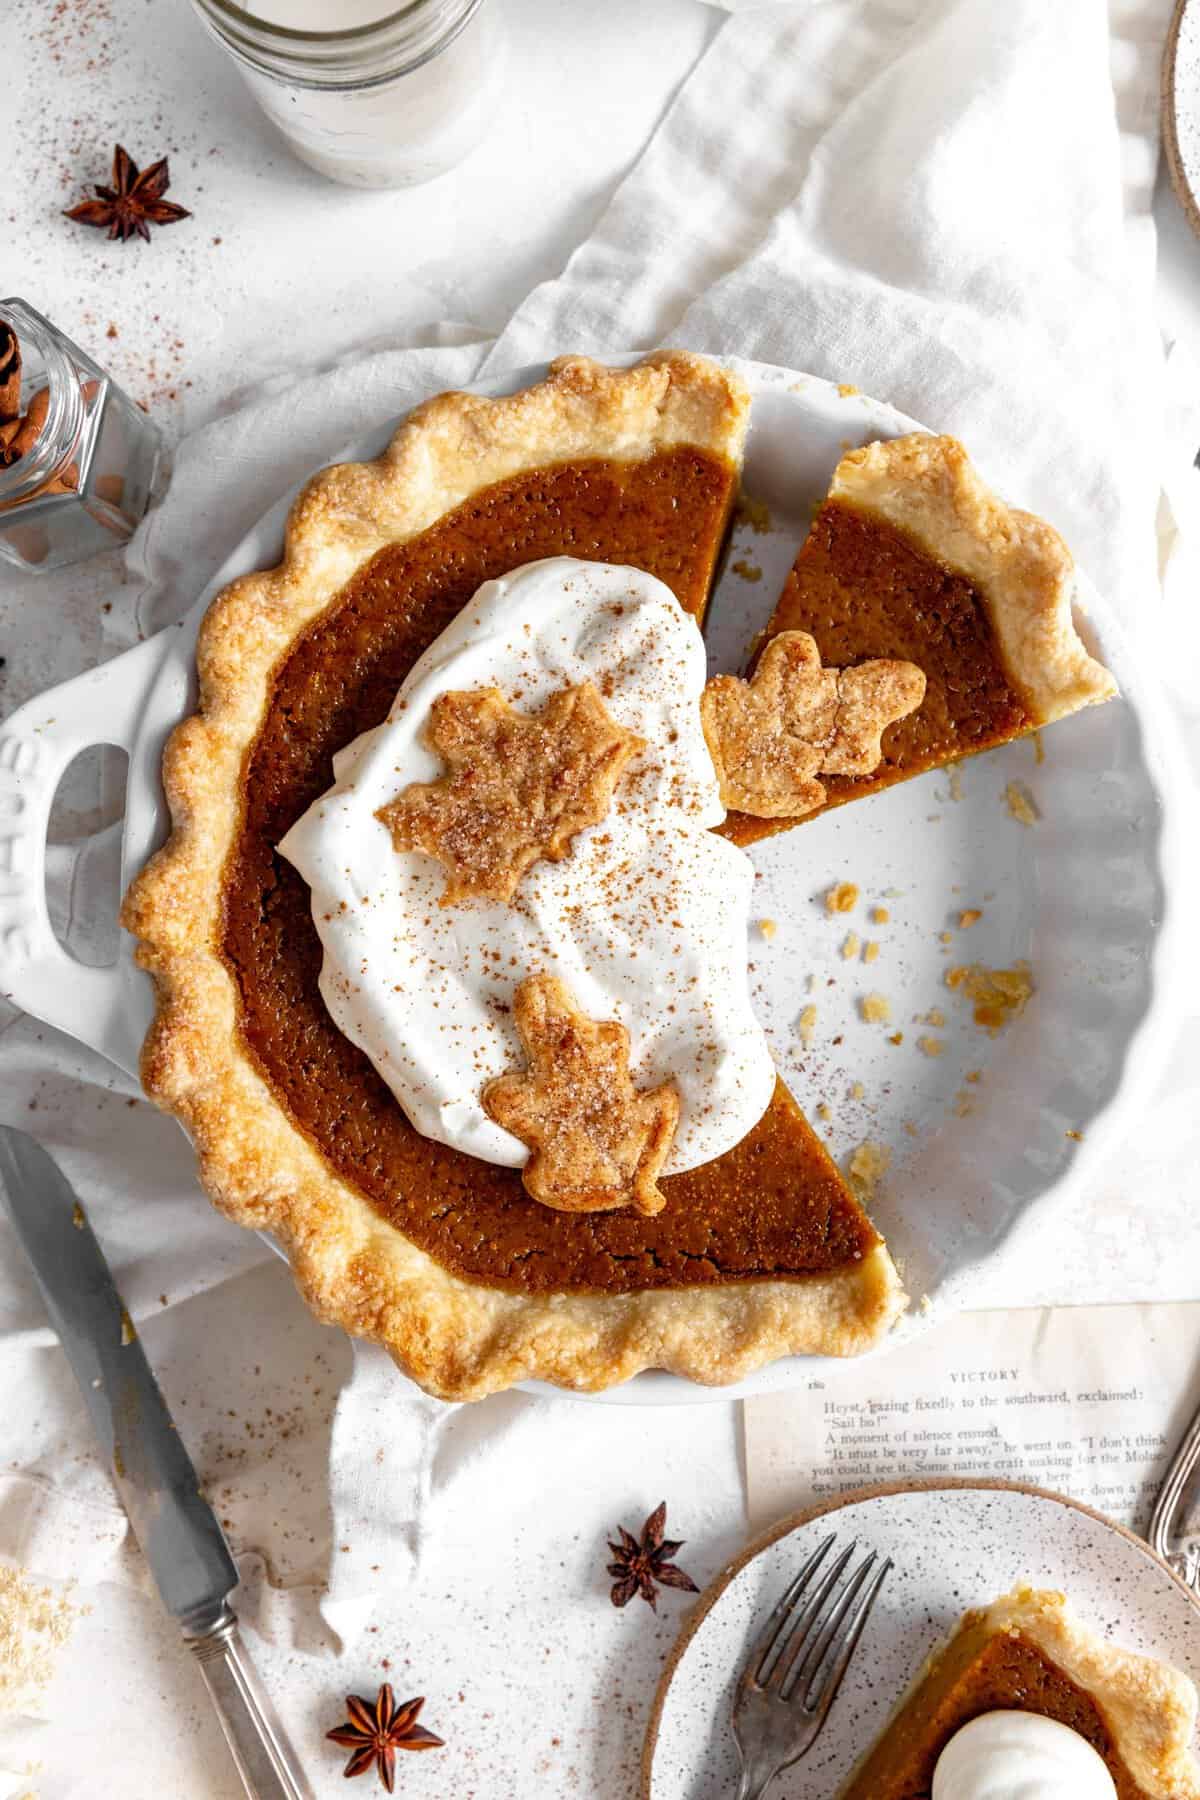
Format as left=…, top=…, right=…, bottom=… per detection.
left=0, top=1125, right=311, bottom=1799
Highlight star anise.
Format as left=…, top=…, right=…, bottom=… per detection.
left=607, top=1501, right=699, bottom=1611
left=327, top=1684, right=443, bottom=1791
left=64, top=144, right=191, bottom=244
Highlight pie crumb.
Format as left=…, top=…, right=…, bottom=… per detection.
left=731, top=559, right=762, bottom=583
left=736, top=493, right=772, bottom=534
left=958, top=908, right=982, bottom=928
left=837, top=382, right=860, bottom=397
left=947, top=764, right=964, bottom=802
left=859, top=992, right=891, bottom=1025
left=758, top=918, right=777, bottom=941
left=841, top=931, right=860, bottom=961
left=798, top=1004, right=818, bottom=1048
left=816, top=1101, right=831, bottom=1123
left=903, top=1120, right=919, bottom=1138
left=923, top=1007, right=946, bottom=1028
left=917, top=1036, right=944, bottom=1058
left=1032, top=730, right=1045, bottom=765
left=863, top=940, right=880, bottom=964
left=850, top=1080, right=866, bottom=1101
left=0, top=1563, right=83, bottom=1718
left=966, top=1069, right=983, bottom=1084
left=847, top=1140, right=890, bottom=1201
left=953, top=1089, right=974, bottom=1117
left=869, top=906, right=889, bottom=925
left=945, top=962, right=1034, bottom=1033
left=1004, top=780, right=1040, bottom=826
left=825, top=881, right=860, bottom=915
left=888, top=1031, right=903, bottom=1045
left=1066, top=1129, right=1083, bottom=1142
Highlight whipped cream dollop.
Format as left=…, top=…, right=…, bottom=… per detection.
left=279, top=557, right=776, bottom=1174
left=931, top=1711, right=1119, bottom=1800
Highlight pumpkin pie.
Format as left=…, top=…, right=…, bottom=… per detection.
left=723, top=431, right=1116, bottom=845
left=121, top=353, right=1113, bottom=1400
left=841, top=1586, right=1200, bottom=1799
left=122, top=353, right=903, bottom=1400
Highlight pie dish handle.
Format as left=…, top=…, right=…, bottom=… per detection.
left=0, top=633, right=171, bottom=1067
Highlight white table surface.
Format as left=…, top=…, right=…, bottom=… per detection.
left=2, top=1, right=1200, bottom=1793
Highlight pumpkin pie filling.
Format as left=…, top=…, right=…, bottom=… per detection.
left=723, top=498, right=1033, bottom=848
left=843, top=1630, right=1148, bottom=1799
left=220, top=448, right=882, bottom=1296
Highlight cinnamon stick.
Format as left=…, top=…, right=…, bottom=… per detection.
left=0, top=324, right=20, bottom=424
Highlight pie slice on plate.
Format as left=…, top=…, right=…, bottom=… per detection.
left=841, top=1586, right=1200, bottom=1798
left=122, top=352, right=1114, bottom=1399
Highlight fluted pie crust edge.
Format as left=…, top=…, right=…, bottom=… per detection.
left=121, top=351, right=907, bottom=1400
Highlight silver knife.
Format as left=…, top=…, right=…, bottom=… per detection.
left=0, top=1125, right=312, bottom=1799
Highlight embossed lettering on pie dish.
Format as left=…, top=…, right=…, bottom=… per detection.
left=121, top=354, right=1114, bottom=1400
left=841, top=1586, right=1200, bottom=1799
left=700, top=629, right=926, bottom=818
left=483, top=974, right=680, bottom=1216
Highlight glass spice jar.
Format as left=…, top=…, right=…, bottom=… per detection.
left=187, top=0, right=505, bottom=191
left=0, top=299, right=162, bottom=575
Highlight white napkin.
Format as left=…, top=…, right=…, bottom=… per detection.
left=0, top=0, right=1184, bottom=1660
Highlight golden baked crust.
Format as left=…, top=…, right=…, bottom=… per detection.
left=122, top=351, right=905, bottom=1400
left=965, top=1588, right=1200, bottom=1797
left=831, top=435, right=1117, bottom=724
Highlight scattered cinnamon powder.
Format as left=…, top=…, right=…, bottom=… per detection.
left=1004, top=781, right=1040, bottom=826
left=859, top=992, right=891, bottom=1025
left=945, top=962, right=1034, bottom=1033
left=825, top=882, right=859, bottom=915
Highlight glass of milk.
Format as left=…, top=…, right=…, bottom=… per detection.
left=188, top=0, right=504, bottom=189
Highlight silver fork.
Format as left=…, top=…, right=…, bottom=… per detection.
left=1149, top=1393, right=1200, bottom=1592
left=731, top=1533, right=892, bottom=1800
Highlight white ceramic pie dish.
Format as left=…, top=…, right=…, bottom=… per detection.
left=0, top=355, right=1186, bottom=1406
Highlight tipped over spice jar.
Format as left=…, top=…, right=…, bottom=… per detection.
left=0, top=299, right=161, bottom=573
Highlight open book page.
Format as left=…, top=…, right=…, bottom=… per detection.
left=744, top=1302, right=1200, bottom=1535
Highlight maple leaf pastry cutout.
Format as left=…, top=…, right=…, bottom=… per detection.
left=376, top=680, right=644, bottom=905
left=64, top=144, right=192, bottom=243
left=700, top=630, right=926, bottom=818
left=483, top=974, right=680, bottom=1216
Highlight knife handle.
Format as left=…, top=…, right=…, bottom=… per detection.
left=187, top=1605, right=313, bottom=1799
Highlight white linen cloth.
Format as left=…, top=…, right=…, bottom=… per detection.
left=0, top=0, right=1191, bottom=1686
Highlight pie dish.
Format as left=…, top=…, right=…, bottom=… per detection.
left=122, top=351, right=1115, bottom=1400
left=841, top=1585, right=1200, bottom=1798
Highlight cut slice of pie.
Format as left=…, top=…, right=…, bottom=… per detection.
left=841, top=1586, right=1200, bottom=1799
left=122, top=353, right=902, bottom=1400
left=722, top=432, right=1117, bottom=845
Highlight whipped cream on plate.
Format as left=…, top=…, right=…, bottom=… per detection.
left=278, top=557, right=776, bottom=1174
left=931, top=1711, right=1119, bottom=1799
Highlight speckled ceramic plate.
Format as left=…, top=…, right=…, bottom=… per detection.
left=643, top=1480, right=1200, bottom=1798
left=1164, top=0, right=1200, bottom=242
